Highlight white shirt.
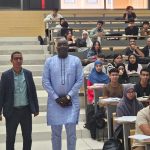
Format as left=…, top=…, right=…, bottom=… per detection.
left=44, top=13, right=63, bottom=29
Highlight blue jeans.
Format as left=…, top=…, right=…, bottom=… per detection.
left=51, top=123, right=76, bottom=150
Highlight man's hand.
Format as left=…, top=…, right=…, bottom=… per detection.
left=55, top=96, right=72, bottom=107
left=34, top=112, right=39, bottom=117
left=0, top=115, right=2, bottom=121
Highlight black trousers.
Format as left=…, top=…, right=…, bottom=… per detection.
left=5, top=106, right=32, bottom=150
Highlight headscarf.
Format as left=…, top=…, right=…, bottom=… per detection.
left=128, top=54, right=138, bottom=72
left=82, top=30, right=93, bottom=48
left=88, top=60, right=109, bottom=84
left=120, top=84, right=143, bottom=116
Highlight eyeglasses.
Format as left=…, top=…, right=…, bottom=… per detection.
left=127, top=91, right=135, bottom=94
left=13, top=57, right=23, bottom=61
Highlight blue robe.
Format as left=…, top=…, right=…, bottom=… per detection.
left=42, top=55, right=83, bottom=125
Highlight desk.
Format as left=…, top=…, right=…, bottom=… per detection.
left=115, top=116, right=136, bottom=150
left=87, top=84, right=104, bottom=113
left=99, top=98, right=121, bottom=139
left=129, top=134, right=150, bottom=150
left=137, top=96, right=150, bottom=102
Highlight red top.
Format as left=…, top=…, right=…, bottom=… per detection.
left=87, top=80, right=94, bottom=104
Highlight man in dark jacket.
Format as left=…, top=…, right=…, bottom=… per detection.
left=0, top=51, right=39, bottom=150
left=134, top=68, right=150, bottom=97
left=142, top=38, right=150, bottom=57
left=125, top=19, right=139, bottom=39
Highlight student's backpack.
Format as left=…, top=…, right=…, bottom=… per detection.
left=84, top=104, right=106, bottom=139
left=102, top=125, right=123, bottom=150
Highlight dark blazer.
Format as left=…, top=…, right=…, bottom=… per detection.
left=0, top=68, right=39, bottom=118
left=142, top=45, right=150, bottom=57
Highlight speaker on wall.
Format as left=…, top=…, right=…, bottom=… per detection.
left=45, top=0, right=60, bottom=10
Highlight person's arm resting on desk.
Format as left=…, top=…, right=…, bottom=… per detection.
left=137, top=111, right=150, bottom=135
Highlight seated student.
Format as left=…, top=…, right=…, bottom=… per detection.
left=148, top=63, right=150, bottom=72
left=87, top=60, right=109, bottom=104
left=115, top=84, right=143, bottom=143
left=82, top=30, right=93, bottom=48
left=90, top=20, right=105, bottom=43
left=140, top=21, right=150, bottom=36
left=106, top=54, right=123, bottom=74
left=55, top=18, right=69, bottom=35
left=125, top=54, right=143, bottom=75
left=142, top=38, right=150, bottom=57
left=123, top=38, right=144, bottom=57
left=87, top=41, right=102, bottom=61
left=133, top=104, right=150, bottom=150
left=64, top=30, right=76, bottom=51
left=44, top=9, right=63, bottom=38
left=117, top=63, right=129, bottom=84
left=123, top=6, right=136, bottom=22
left=116, top=84, right=143, bottom=117
left=134, top=68, right=150, bottom=97
left=83, top=54, right=106, bottom=75
left=103, top=68, right=123, bottom=98
left=125, top=19, right=139, bottom=38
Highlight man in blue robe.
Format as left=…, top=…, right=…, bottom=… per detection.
left=42, top=39, right=83, bottom=150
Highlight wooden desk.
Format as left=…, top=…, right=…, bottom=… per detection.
left=115, top=116, right=136, bottom=150
left=99, top=98, right=121, bottom=139
left=129, top=134, right=150, bottom=150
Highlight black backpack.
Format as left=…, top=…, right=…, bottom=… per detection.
left=102, top=138, right=122, bottom=150
left=102, top=125, right=123, bottom=150
left=84, top=105, right=106, bottom=139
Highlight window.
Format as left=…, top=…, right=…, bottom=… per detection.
left=61, top=0, right=148, bottom=9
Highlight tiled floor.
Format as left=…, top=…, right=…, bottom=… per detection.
left=0, top=138, right=104, bottom=150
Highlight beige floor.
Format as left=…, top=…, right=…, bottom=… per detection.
left=0, top=138, right=104, bottom=150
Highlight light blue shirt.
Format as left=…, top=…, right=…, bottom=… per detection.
left=13, top=69, right=28, bottom=107
left=42, top=55, right=83, bottom=125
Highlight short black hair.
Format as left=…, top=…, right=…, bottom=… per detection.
left=97, top=20, right=104, bottom=25
left=97, top=53, right=105, bottom=59
left=143, top=21, right=149, bottom=26
left=140, top=68, right=150, bottom=74
left=109, top=68, right=119, bottom=74
left=11, top=51, right=22, bottom=60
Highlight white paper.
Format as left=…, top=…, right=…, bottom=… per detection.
left=115, top=116, right=136, bottom=123
left=100, top=97, right=121, bottom=102
left=94, top=83, right=104, bottom=87
left=129, top=134, right=150, bottom=140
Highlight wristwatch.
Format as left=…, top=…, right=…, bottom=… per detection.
left=66, top=95, right=71, bottom=100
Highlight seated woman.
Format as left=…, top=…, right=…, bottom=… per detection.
left=55, top=18, right=69, bottom=34
left=116, top=84, right=143, bottom=118
left=117, top=63, right=129, bottom=84
left=115, top=84, right=143, bottom=145
left=87, top=41, right=102, bottom=61
left=125, top=54, right=142, bottom=75
left=65, top=30, right=76, bottom=51
left=106, top=54, right=123, bottom=74
left=103, top=68, right=123, bottom=98
left=87, top=60, right=109, bottom=104
left=82, top=30, right=93, bottom=48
